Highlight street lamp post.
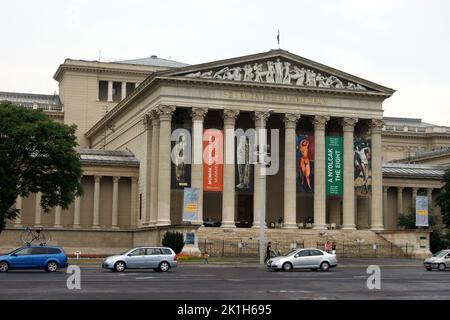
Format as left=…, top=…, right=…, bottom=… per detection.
left=259, top=109, right=273, bottom=265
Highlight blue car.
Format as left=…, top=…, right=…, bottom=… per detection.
left=0, top=246, right=68, bottom=272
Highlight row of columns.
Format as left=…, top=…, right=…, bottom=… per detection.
left=14, top=176, right=138, bottom=229
left=142, top=105, right=385, bottom=230
left=385, top=186, right=435, bottom=217
left=105, top=81, right=139, bottom=103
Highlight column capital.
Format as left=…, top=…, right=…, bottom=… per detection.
left=113, top=176, right=121, bottom=183
left=397, top=186, right=404, bottom=192
left=383, top=186, right=390, bottom=192
left=283, top=113, right=301, bottom=129
left=427, top=188, right=433, bottom=194
left=253, top=111, right=273, bottom=127
left=341, top=117, right=358, bottom=131
left=412, top=187, right=419, bottom=193
left=157, top=105, right=176, bottom=121
left=223, top=109, right=240, bottom=126
left=370, top=119, right=384, bottom=133
left=313, top=115, right=330, bottom=130
left=131, top=177, right=139, bottom=184
left=191, top=107, right=208, bottom=121
left=94, top=175, right=102, bottom=183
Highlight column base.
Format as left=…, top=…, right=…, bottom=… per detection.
left=221, top=221, right=236, bottom=228
left=252, top=223, right=266, bottom=229
left=370, top=225, right=384, bottom=231
left=312, top=224, right=327, bottom=230
left=14, top=223, right=23, bottom=228
left=341, top=225, right=356, bottom=230
left=73, top=225, right=81, bottom=229
left=92, top=225, right=101, bottom=229
left=53, top=225, right=63, bottom=229
left=111, top=226, right=120, bottom=230
left=283, top=223, right=298, bottom=229
left=34, top=224, right=43, bottom=228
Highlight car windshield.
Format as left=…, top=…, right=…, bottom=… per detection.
left=286, top=249, right=300, bottom=256
left=4, top=248, right=21, bottom=255
left=432, top=250, right=449, bottom=257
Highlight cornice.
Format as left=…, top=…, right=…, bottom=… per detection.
left=53, top=64, right=153, bottom=81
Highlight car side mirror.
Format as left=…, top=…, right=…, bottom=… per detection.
left=11, top=253, right=16, bottom=257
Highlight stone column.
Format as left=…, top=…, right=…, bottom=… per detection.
left=412, top=187, right=419, bottom=209
left=427, top=188, right=433, bottom=210
left=222, top=109, right=239, bottom=228
left=370, top=119, right=384, bottom=230
left=342, top=117, right=358, bottom=230
left=54, top=206, right=62, bottom=228
left=14, top=196, right=23, bottom=227
left=191, top=107, right=208, bottom=225
left=149, top=110, right=160, bottom=225
left=383, top=186, right=389, bottom=229
left=156, top=105, right=176, bottom=226
left=397, top=187, right=404, bottom=215
left=35, top=192, right=42, bottom=227
left=313, top=115, right=329, bottom=230
left=251, top=112, right=271, bottom=228
left=121, top=82, right=127, bottom=100
left=107, top=81, right=113, bottom=102
left=73, top=196, right=81, bottom=228
left=282, top=113, right=300, bottom=229
left=93, top=175, right=102, bottom=228
left=130, top=177, right=138, bottom=227
left=142, top=113, right=152, bottom=225
left=112, top=176, right=120, bottom=228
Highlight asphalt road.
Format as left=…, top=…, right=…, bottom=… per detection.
left=0, top=260, right=449, bottom=300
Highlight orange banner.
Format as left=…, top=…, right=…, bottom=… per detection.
left=203, top=129, right=223, bottom=192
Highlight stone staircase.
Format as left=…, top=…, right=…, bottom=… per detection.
left=198, top=227, right=408, bottom=258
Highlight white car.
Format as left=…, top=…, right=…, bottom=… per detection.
left=424, top=249, right=450, bottom=271
left=267, top=248, right=338, bottom=272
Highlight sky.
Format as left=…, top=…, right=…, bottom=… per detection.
left=1, top=0, right=449, bottom=125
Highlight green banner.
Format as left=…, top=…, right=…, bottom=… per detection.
left=326, top=136, right=343, bottom=196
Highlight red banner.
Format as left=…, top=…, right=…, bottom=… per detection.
left=203, top=129, right=223, bottom=192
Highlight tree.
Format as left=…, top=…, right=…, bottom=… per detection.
left=0, top=102, right=83, bottom=232
left=161, top=231, right=185, bottom=254
left=436, top=169, right=450, bottom=227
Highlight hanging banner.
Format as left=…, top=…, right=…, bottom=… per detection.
left=203, top=129, right=223, bottom=192
left=171, top=128, right=191, bottom=189
left=416, top=196, right=429, bottom=227
left=326, top=136, right=343, bottom=196
left=182, top=187, right=199, bottom=222
left=235, top=134, right=254, bottom=192
left=354, top=137, right=371, bottom=196
left=296, top=134, right=315, bottom=193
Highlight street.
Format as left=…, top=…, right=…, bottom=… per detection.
left=0, top=259, right=449, bottom=300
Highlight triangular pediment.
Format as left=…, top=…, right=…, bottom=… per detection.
left=161, top=50, right=394, bottom=95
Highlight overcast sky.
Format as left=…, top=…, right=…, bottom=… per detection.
left=1, top=0, right=449, bottom=125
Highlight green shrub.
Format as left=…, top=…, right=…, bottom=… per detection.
left=162, top=231, right=185, bottom=254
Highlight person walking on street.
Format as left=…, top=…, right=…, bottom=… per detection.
left=324, top=241, right=332, bottom=253
left=265, top=242, right=272, bottom=262
left=203, top=251, right=209, bottom=264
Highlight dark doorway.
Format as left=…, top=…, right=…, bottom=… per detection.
left=236, top=194, right=253, bottom=228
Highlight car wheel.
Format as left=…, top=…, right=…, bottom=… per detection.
left=46, top=261, right=58, bottom=273
left=159, top=261, right=170, bottom=272
left=438, top=263, right=446, bottom=271
left=114, top=261, right=126, bottom=272
left=282, top=262, right=293, bottom=272
left=320, top=262, right=330, bottom=272
left=0, top=261, right=9, bottom=273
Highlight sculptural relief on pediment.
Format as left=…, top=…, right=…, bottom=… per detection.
left=183, top=58, right=368, bottom=91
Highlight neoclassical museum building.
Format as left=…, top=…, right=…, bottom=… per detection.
left=1, top=49, right=449, bottom=256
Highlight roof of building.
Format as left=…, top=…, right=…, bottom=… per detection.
left=0, top=91, right=62, bottom=111
left=76, top=148, right=139, bottom=167
left=115, top=55, right=189, bottom=68
left=382, top=163, right=446, bottom=179
left=383, top=117, right=435, bottom=128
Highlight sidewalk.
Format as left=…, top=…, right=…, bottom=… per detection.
left=68, top=256, right=424, bottom=268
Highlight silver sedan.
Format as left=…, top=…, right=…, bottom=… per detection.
left=267, top=248, right=338, bottom=272
left=102, top=246, right=178, bottom=272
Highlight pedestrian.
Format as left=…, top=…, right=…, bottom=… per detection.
left=203, top=251, right=209, bottom=264
left=332, top=243, right=336, bottom=255
left=265, top=242, right=272, bottom=262
left=324, top=241, right=332, bottom=253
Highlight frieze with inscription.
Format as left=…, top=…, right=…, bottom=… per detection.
left=185, top=58, right=368, bottom=92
